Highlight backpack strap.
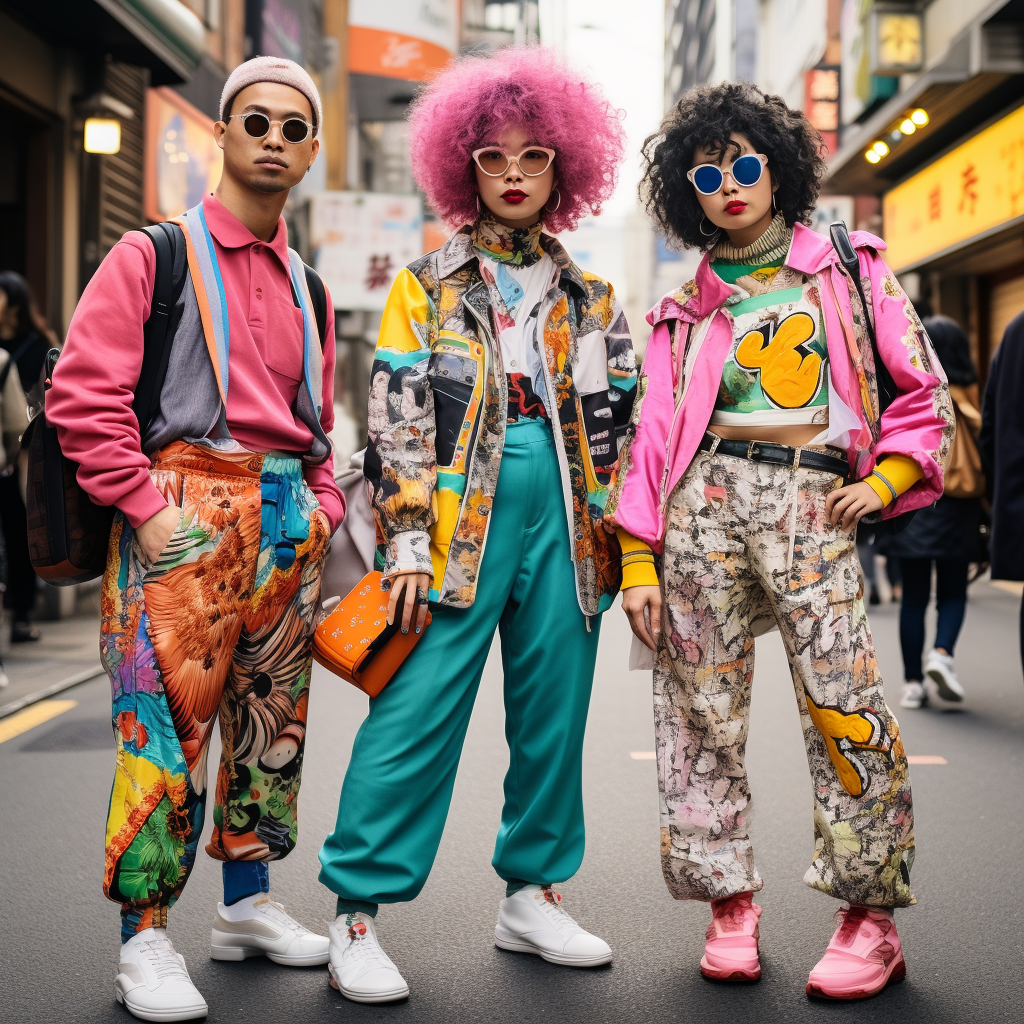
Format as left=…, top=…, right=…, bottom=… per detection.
left=133, top=222, right=187, bottom=435
left=302, top=262, right=328, bottom=349
left=829, top=220, right=897, bottom=415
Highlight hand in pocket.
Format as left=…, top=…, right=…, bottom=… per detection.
left=135, top=504, right=182, bottom=563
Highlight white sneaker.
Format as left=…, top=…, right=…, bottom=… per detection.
left=114, top=928, right=208, bottom=1022
left=494, top=885, right=613, bottom=967
left=210, top=895, right=329, bottom=966
left=899, top=681, right=927, bottom=709
left=327, top=912, right=409, bottom=1004
left=925, top=650, right=965, bottom=702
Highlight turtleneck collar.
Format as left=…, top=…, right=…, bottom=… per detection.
left=471, top=214, right=544, bottom=268
left=712, top=213, right=792, bottom=265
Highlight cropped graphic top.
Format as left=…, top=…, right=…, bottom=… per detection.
left=710, top=219, right=829, bottom=428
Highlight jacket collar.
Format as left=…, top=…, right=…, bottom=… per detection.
left=436, top=224, right=588, bottom=294
left=201, top=194, right=290, bottom=269
left=647, top=221, right=888, bottom=325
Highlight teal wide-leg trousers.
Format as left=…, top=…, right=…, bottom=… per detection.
left=318, top=419, right=602, bottom=904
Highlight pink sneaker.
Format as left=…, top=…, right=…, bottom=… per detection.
left=806, top=905, right=906, bottom=1000
left=700, top=892, right=762, bottom=982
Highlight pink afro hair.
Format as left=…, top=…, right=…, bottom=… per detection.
left=407, top=46, right=626, bottom=235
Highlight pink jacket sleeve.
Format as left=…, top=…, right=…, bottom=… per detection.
left=303, top=300, right=346, bottom=532
left=861, top=249, right=955, bottom=518
left=48, top=233, right=169, bottom=528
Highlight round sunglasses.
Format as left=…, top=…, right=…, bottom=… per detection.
left=472, top=146, right=556, bottom=177
left=228, top=112, right=315, bottom=144
left=687, top=153, right=768, bottom=195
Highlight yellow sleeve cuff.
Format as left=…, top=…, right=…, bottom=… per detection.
left=616, top=528, right=659, bottom=589
left=866, top=454, right=924, bottom=507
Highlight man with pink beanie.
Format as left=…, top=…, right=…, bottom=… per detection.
left=48, top=57, right=343, bottom=1021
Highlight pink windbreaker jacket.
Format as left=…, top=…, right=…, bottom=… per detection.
left=605, top=223, right=955, bottom=552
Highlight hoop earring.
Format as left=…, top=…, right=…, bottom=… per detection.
left=699, top=216, right=718, bottom=238
left=545, top=189, right=561, bottom=213
left=771, top=191, right=778, bottom=214
left=475, top=194, right=481, bottom=214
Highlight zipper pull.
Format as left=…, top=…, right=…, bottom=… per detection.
left=585, top=616, right=592, bottom=633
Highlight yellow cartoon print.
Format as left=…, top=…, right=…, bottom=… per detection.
left=734, top=311, right=824, bottom=409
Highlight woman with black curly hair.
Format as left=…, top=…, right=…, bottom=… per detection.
left=605, top=83, right=954, bottom=1000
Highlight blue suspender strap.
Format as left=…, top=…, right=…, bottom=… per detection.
left=287, top=249, right=323, bottom=418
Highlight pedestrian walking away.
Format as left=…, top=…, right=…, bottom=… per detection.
left=0, top=271, right=54, bottom=644
left=889, top=315, right=987, bottom=710
left=45, top=56, right=345, bottom=1023
left=317, top=46, right=654, bottom=1004
left=980, top=310, right=1024, bottom=677
left=606, top=82, right=954, bottom=1001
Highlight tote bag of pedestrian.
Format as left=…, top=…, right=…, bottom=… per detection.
left=944, top=388, right=986, bottom=499
left=313, top=570, right=431, bottom=698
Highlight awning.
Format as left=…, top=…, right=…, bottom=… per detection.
left=3, top=0, right=205, bottom=84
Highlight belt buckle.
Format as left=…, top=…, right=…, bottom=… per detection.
left=747, top=441, right=760, bottom=461
left=792, top=447, right=802, bottom=471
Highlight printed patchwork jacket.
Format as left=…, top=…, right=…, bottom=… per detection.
left=365, top=226, right=639, bottom=615
left=606, top=223, right=955, bottom=551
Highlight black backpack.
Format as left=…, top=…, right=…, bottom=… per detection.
left=26, top=224, right=329, bottom=585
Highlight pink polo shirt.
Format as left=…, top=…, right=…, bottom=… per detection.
left=48, top=194, right=345, bottom=531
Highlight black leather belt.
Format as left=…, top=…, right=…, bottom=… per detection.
left=698, top=433, right=850, bottom=480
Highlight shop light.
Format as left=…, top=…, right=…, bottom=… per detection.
left=865, top=149, right=882, bottom=164
left=872, top=140, right=890, bottom=157
left=910, top=108, right=929, bottom=127
left=900, top=118, right=917, bottom=135
left=84, top=118, right=121, bottom=154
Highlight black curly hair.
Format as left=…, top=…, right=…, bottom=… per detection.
left=641, top=82, right=826, bottom=249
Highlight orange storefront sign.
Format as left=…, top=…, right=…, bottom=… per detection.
left=349, top=0, right=458, bottom=81
left=883, top=102, right=1024, bottom=271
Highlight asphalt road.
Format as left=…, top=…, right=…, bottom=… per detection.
left=1, top=580, right=1021, bottom=1024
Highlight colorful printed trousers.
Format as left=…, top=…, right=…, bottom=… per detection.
left=655, top=449, right=915, bottom=908
left=101, top=442, right=329, bottom=940
left=319, top=419, right=601, bottom=904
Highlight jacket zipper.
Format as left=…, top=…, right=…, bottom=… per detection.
left=658, top=321, right=694, bottom=511
left=458, top=293, right=505, bottom=596
left=534, top=280, right=593, bottom=621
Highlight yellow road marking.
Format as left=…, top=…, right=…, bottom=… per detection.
left=0, top=700, right=79, bottom=745
left=906, top=755, right=947, bottom=765
left=630, top=751, right=656, bottom=760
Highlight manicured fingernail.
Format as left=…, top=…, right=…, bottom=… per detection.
left=415, top=627, right=421, bottom=634
left=402, top=627, right=408, bottom=635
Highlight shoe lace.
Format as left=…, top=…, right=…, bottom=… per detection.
left=343, top=915, right=390, bottom=968
left=534, top=888, right=581, bottom=932
left=252, top=898, right=309, bottom=935
left=833, top=905, right=871, bottom=946
left=139, top=936, right=190, bottom=981
left=711, top=895, right=755, bottom=934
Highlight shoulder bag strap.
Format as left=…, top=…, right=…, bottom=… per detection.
left=829, top=220, right=897, bottom=414
left=303, top=263, right=328, bottom=349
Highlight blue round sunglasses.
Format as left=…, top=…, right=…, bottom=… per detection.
left=687, top=153, right=768, bottom=195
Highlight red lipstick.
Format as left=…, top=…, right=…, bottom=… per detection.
left=725, top=200, right=747, bottom=214
left=502, top=189, right=527, bottom=204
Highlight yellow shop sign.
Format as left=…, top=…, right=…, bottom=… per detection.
left=882, top=103, right=1024, bottom=271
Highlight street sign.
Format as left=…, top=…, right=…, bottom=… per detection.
left=309, top=191, right=424, bottom=311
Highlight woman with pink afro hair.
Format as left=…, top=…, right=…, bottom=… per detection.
left=319, top=48, right=657, bottom=1004
left=408, top=45, right=626, bottom=233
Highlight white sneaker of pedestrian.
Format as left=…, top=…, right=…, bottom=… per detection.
left=899, top=681, right=927, bottom=709
left=114, top=927, right=208, bottom=1022
left=210, top=895, right=329, bottom=966
left=925, top=650, right=965, bottom=702
left=327, top=912, right=409, bottom=1003
left=494, top=885, right=613, bottom=967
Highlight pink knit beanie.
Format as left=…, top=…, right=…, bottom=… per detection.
left=219, top=56, right=322, bottom=133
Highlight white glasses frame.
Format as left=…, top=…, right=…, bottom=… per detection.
left=686, top=153, right=769, bottom=195
left=471, top=146, right=557, bottom=177
left=228, top=112, right=315, bottom=143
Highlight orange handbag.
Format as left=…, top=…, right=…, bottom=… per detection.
left=313, top=570, right=431, bottom=697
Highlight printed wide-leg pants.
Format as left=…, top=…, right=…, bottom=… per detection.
left=101, top=442, right=329, bottom=940
left=655, top=449, right=915, bottom=908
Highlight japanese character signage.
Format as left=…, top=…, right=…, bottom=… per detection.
left=309, top=192, right=423, bottom=311
left=882, top=102, right=1024, bottom=271
left=349, top=0, right=458, bottom=81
